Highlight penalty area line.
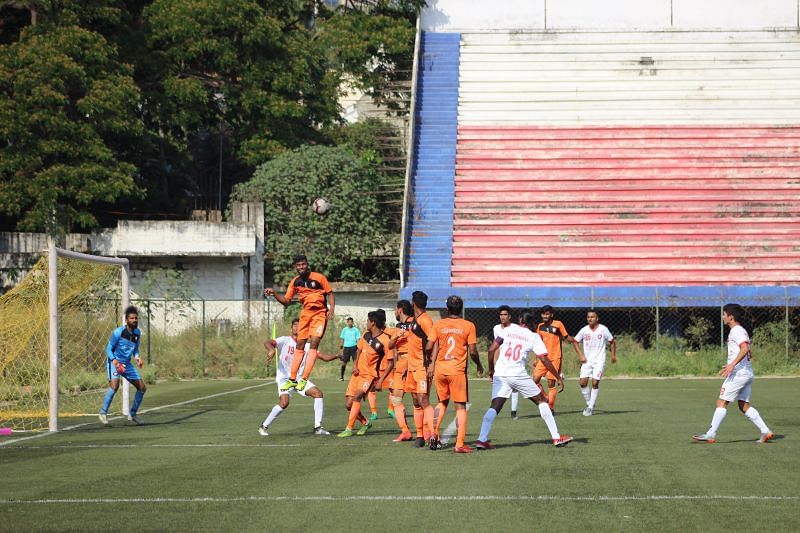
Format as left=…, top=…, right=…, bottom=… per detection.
left=0, top=495, right=798, bottom=505
left=0, top=382, right=270, bottom=447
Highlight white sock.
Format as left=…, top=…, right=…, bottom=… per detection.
left=478, top=408, right=497, bottom=442
left=744, top=407, right=770, bottom=434
left=708, top=407, right=727, bottom=436
left=511, top=392, right=519, bottom=412
left=314, top=398, right=324, bottom=428
left=588, top=388, right=599, bottom=409
left=581, top=386, right=591, bottom=403
left=538, top=402, right=560, bottom=440
left=262, top=405, right=283, bottom=428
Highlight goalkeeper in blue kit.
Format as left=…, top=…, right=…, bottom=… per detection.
left=99, top=306, right=147, bottom=425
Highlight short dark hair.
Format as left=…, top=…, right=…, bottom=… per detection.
left=540, top=305, right=553, bottom=313
left=291, top=318, right=299, bottom=326
left=396, top=299, right=413, bottom=316
left=498, top=305, right=512, bottom=314
left=723, top=303, right=745, bottom=324
left=293, top=254, right=307, bottom=264
left=522, top=311, right=537, bottom=330
left=346, top=316, right=353, bottom=321
left=124, top=305, right=138, bottom=318
left=587, top=309, right=599, bottom=317
left=367, top=310, right=386, bottom=329
left=446, top=295, right=463, bottom=315
left=411, top=291, right=428, bottom=310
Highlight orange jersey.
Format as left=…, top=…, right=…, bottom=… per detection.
left=380, top=327, right=398, bottom=374
left=536, top=320, right=569, bottom=361
left=432, top=317, right=477, bottom=375
left=284, top=272, right=332, bottom=312
left=355, top=330, right=391, bottom=379
left=407, top=312, right=435, bottom=372
left=393, top=318, right=414, bottom=355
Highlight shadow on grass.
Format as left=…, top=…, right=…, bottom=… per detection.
left=515, top=409, right=640, bottom=419
left=490, top=436, right=590, bottom=449
left=720, top=434, right=786, bottom=444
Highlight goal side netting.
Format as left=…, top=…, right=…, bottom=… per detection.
left=0, top=241, right=130, bottom=432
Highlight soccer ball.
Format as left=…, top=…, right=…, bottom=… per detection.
left=312, top=197, right=331, bottom=215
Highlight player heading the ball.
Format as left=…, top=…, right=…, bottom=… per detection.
left=264, top=254, right=334, bottom=392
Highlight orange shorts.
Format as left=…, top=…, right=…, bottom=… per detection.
left=391, top=356, right=408, bottom=391
left=533, top=357, right=562, bottom=381
left=298, top=309, right=327, bottom=340
left=379, top=375, right=394, bottom=391
left=404, top=368, right=430, bottom=394
left=346, top=374, right=374, bottom=398
left=435, top=373, right=468, bottom=403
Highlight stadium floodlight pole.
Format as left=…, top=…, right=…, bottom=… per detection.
left=48, top=244, right=131, bottom=431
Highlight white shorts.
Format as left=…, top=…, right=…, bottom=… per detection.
left=719, top=372, right=753, bottom=403
left=492, top=375, right=542, bottom=400
left=580, top=360, right=605, bottom=381
left=277, top=378, right=315, bottom=398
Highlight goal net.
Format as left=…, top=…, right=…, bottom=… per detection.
left=0, top=242, right=130, bottom=432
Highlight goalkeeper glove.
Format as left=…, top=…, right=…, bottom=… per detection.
left=135, top=357, right=143, bottom=369
left=113, top=359, right=126, bottom=375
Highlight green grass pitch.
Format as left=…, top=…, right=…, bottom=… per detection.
left=1, top=377, right=797, bottom=531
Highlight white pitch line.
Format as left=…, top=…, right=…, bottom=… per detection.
left=0, top=382, right=270, bottom=447
left=0, top=495, right=797, bottom=505
left=4, top=443, right=370, bottom=449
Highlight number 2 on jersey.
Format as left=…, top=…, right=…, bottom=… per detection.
left=444, top=336, right=456, bottom=360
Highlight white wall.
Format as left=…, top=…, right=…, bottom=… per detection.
left=115, top=221, right=254, bottom=257
left=422, top=0, right=800, bottom=31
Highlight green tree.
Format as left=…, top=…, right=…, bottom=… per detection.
left=231, top=144, right=386, bottom=283
left=0, top=11, right=143, bottom=233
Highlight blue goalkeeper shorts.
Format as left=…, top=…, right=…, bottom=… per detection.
left=106, top=358, right=141, bottom=382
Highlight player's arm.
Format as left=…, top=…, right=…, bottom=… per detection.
left=326, top=291, right=335, bottom=320
left=376, top=358, right=395, bottom=391
left=468, top=343, right=483, bottom=377
left=609, top=338, right=617, bottom=364
left=263, top=339, right=277, bottom=363
left=106, top=329, right=126, bottom=374
left=576, top=336, right=587, bottom=364
left=134, top=334, right=143, bottom=368
left=721, top=341, right=749, bottom=377
left=425, top=338, right=438, bottom=379
left=537, top=353, right=564, bottom=391
left=487, top=339, right=501, bottom=379
left=351, top=347, right=362, bottom=376
left=315, top=351, right=341, bottom=362
left=565, top=335, right=582, bottom=356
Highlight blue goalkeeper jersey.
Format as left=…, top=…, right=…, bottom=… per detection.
left=106, top=325, right=141, bottom=362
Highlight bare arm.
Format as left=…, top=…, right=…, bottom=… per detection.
left=426, top=340, right=438, bottom=379
left=720, top=342, right=748, bottom=377
left=610, top=339, right=617, bottom=364
left=263, top=340, right=277, bottom=363
left=326, top=292, right=335, bottom=320
left=566, top=335, right=582, bottom=356
left=375, top=358, right=395, bottom=392
left=263, top=288, right=291, bottom=307
left=487, top=340, right=500, bottom=379
left=315, top=351, right=341, bottom=363
left=469, top=343, right=484, bottom=377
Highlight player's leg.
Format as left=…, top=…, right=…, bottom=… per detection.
left=339, top=350, right=348, bottom=381
left=694, top=377, right=740, bottom=442
left=260, top=391, right=291, bottom=436
left=450, top=374, right=470, bottom=451
left=433, top=373, right=451, bottom=443
left=390, top=389, right=412, bottom=441
left=525, top=379, right=570, bottom=446
left=510, top=392, right=519, bottom=419
left=127, top=377, right=147, bottom=423
left=476, top=377, right=510, bottom=447
left=304, top=386, right=329, bottom=435
left=579, top=363, right=594, bottom=415
left=99, top=368, right=120, bottom=424
left=547, top=359, right=561, bottom=411
left=367, top=389, right=378, bottom=420
left=736, top=378, right=773, bottom=442
left=587, top=372, right=602, bottom=413
left=288, top=311, right=311, bottom=382
left=299, top=314, right=327, bottom=384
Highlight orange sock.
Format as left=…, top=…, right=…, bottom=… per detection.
left=300, top=348, right=318, bottom=380
left=548, top=387, right=557, bottom=410
left=423, top=404, right=435, bottom=438
left=289, top=343, right=306, bottom=380
left=434, top=402, right=447, bottom=438
left=368, top=391, right=377, bottom=414
left=386, top=393, right=394, bottom=414
left=413, top=407, right=424, bottom=437
left=357, top=412, right=367, bottom=426
left=394, top=402, right=409, bottom=432
left=455, top=407, right=468, bottom=448
left=347, top=401, right=362, bottom=430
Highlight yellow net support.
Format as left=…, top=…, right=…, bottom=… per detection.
left=0, top=255, right=122, bottom=432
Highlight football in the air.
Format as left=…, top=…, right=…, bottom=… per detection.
left=312, top=197, right=332, bottom=215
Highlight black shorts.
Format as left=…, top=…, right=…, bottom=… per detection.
left=341, top=346, right=357, bottom=363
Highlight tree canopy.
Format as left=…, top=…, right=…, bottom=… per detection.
left=0, top=0, right=420, bottom=234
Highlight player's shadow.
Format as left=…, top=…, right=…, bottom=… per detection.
left=516, top=409, right=639, bottom=419
left=491, top=436, right=590, bottom=449
left=723, top=434, right=785, bottom=444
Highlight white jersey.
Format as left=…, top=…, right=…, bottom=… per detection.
left=493, top=323, right=548, bottom=378
left=273, top=336, right=309, bottom=382
left=727, top=325, right=753, bottom=376
left=492, top=323, right=511, bottom=341
left=575, top=324, right=614, bottom=363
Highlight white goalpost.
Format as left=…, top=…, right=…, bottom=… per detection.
left=48, top=237, right=131, bottom=432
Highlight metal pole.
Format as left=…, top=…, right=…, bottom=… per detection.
left=655, top=288, right=660, bottom=357
left=201, top=299, right=206, bottom=376
left=121, top=264, right=130, bottom=416
left=146, top=300, right=151, bottom=365
left=48, top=237, right=59, bottom=432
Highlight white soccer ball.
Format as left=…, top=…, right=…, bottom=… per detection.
left=312, top=197, right=331, bottom=215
